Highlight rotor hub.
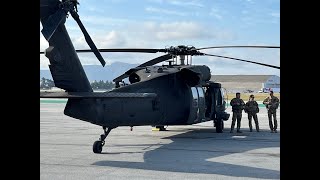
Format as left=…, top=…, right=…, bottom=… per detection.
left=59, top=0, right=79, bottom=14
left=165, top=45, right=202, bottom=56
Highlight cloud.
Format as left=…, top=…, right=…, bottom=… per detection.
left=194, top=47, right=280, bottom=75
left=40, top=36, right=50, bottom=69
left=40, top=29, right=126, bottom=68
left=270, top=12, right=280, bottom=18
left=40, top=35, right=48, bottom=51
left=241, top=15, right=279, bottom=25
left=81, top=16, right=131, bottom=26
left=95, top=31, right=127, bottom=48
left=145, top=21, right=202, bottom=40
left=40, top=1, right=279, bottom=76
left=199, top=49, right=249, bottom=67
left=101, top=0, right=127, bottom=3
left=242, top=10, right=249, bottom=14
left=209, top=8, right=223, bottom=20
left=145, top=7, right=186, bottom=16
left=86, top=6, right=105, bottom=14
left=146, top=0, right=164, bottom=3
left=70, top=30, right=127, bottom=49
left=40, top=55, right=50, bottom=69
left=169, top=0, right=204, bottom=7
left=143, top=21, right=235, bottom=41
left=146, top=0, right=203, bottom=7
left=40, top=20, right=236, bottom=68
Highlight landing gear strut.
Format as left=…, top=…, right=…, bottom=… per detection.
left=93, top=126, right=112, bottom=154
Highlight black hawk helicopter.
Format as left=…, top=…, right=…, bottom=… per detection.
left=40, top=0, right=280, bottom=153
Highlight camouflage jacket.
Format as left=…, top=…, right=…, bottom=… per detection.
left=245, top=100, right=259, bottom=114
left=230, top=98, right=245, bottom=112
left=263, top=96, right=280, bottom=112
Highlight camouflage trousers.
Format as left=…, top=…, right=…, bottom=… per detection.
left=268, top=111, right=277, bottom=131
left=231, top=112, right=242, bottom=131
left=248, top=113, right=259, bottom=132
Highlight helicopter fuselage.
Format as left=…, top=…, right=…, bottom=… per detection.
left=64, top=64, right=223, bottom=128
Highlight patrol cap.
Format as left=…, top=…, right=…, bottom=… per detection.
left=250, top=94, right=254, bottom=98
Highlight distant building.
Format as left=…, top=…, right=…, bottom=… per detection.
left=210, top=75, right=280, bottom=93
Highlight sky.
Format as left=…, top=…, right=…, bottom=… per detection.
left=40, top=0, right=280, bottom=76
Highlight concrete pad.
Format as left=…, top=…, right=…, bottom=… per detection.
left=41, top=103, right=280, bottom=180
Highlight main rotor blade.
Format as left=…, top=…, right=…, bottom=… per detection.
left=74, top=48, right=165, bottom=53
left=113, top=54, right=173, bottom=82
left=40, top=48, right=166, bottom=54
left=197, top=45, right=280, bottom=50
left=138, top=54, right=173, bottom=67
left=202, top=53, right=280, bottom=69
left=41, top=8, right=67, bottom=41
left=70, top=11, right=106, bottom=67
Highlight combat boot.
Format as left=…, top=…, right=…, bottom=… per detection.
left=230, top=126, right=234, bottom=133
left=236, top=120, right=241, bottom=133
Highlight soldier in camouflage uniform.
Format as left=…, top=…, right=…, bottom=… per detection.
left=245, top=94, right=260, bottom=132
left=230, top=92, right=245, bottom=133
left=263, top=91, right=280, bottom=133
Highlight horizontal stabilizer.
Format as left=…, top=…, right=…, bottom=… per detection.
left=40, top=92, right=157, bottom=99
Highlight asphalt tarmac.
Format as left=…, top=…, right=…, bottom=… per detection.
left=40, top=102, right=280, bottom=180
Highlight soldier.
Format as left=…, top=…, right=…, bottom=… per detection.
left=245, top=94, right=260, bottom=132
left=230, top=92, right=245, bottom=133
left=263, top=91, right=280, bottom=133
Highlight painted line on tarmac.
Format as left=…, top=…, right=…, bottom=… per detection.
left=40, top=99, right=67, bottom=103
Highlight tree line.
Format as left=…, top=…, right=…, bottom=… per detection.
left=91, top=80, right=115, bottom=89
left=40, top=77, right=115, bottom=90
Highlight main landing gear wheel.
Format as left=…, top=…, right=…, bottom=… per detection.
left=93, top=126, right=112, bottom=154
left=93, top=141, right=104, bottom=153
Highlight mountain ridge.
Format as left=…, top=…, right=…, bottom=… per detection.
left=40, top=62, right=139, bottom=82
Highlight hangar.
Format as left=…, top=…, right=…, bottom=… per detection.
left=210, top=75, right=280, bottom=93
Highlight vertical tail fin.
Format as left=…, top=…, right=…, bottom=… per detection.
left=40, top=0, right=92, bottom=92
